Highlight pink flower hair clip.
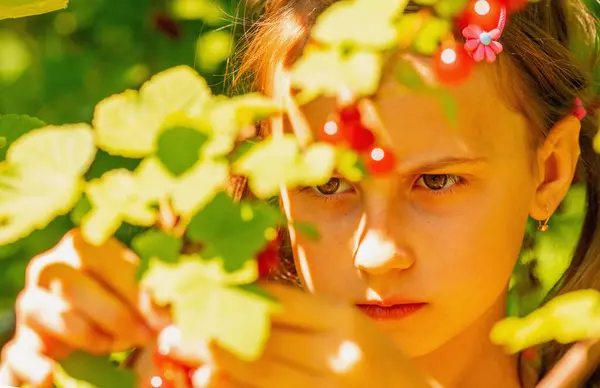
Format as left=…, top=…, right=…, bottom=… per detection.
left=462, top=5, right=507, bottom=63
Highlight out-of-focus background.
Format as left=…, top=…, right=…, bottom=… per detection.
left=0, top=0, right=253, bottom=125
left=0, top=0, right=598, bottom=347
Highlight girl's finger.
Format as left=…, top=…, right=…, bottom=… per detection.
left=28, top=229, right=142, bottom=316
left=192, top=365, right=255, bottom=388
left=2, top=340, right=54, bottom=388
left=208, top=342, right=332, bottom=388
left=0, top=361, right=21, bottom=387
left=34, top=263, right=152, bottom=348
left=262, top=329, right=330, bottom=374
left=260, top=283, right=348, bottom=332
left=18, top=287, right=115, bottom=354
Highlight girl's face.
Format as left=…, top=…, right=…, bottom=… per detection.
left=283, top=61, right=540, bottom=357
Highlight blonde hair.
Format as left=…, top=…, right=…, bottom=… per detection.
left=230, top=0, right=600, bottom=380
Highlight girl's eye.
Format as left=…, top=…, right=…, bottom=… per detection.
left=313, top=177, right=353, bottom=195
left=415, top=174, right=461, bottom=191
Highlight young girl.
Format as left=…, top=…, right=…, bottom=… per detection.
left=1, top=0, right=599, bottom=387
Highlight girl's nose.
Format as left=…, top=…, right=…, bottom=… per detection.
left=354, top=229, right=415, bottom=275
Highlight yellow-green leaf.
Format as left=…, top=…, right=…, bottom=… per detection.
left=0, top=164, right=82, bottom=244
left=490, top=289, right=600, bottom=353
left=142, top=257, right=280, bottom=361
left=291, top=48, right=382, bottom=105
left=0, top=0, right=69, bottom=20
left=311, top=0, right=407, bottom=49
left=0, top=124, right=95, bottom=244
left=94, top=66, right=211, bottom=158
left=234, top=135, right=337, bottom=199
left=81, top=169, right=159, bottom=246
left=8, top=124, right=95, bottom=176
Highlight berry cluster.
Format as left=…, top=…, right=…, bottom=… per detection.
left=146, top=347, right=194, bottom=388
left=319, top=103, right=396, bottom=175
left=257, top=232, right=282, bottom=279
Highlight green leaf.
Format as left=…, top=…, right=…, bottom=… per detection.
left=396, top=59, right=427, bottom=90
left=490, top=289, right=600, bottom=353
left=55, top=351, right=135, bottom=388
left=93, top=66, right=211, bottom=158
left=226, top=93, right=282, bottom=125
left=156, top=126, right=209, bottom=177
left=141, top=258, right=279, bottom=362
left=290, top=48, right=382, bottom=104
left=186, top=192, right=281, bottom=272
left=171, top=159, right=229, bottom=216
left=142, top=256, right=259, bottom=305
left=8, top=125, right=96, bottom=176
left=131, top=157, right=229, bottom=219
left=133, top=230, right=183, bottom=264
left=311, top=0, right=408, bottom=49
left=81, top=169, right=159, bottom=246
left=234, top=135, right=337, bottom=198
left=71, top=194, right=92, bottom=226
left=0, top=0, right=69, bottom=20
left=434, top=0, right=469, bottom=17
left=435, top=91, right=458, bottom=127
left=0, top=114, right=45, bottom=162
left=85, top=149, right=140, bottom=180
left=201, top=94, right=280, bottom=160
left=174, top=282, right=278, bottom=362
left=293, top=222, right=321, bottom=241
left=412, top=17, right=451, bottom=55
left=396, top=13, right=425, bottom=50
left=132, top=229, right=183, bottom=278
left=336, top=148, right=366, bottom=182
left=0, top=125, right=95, bottom=245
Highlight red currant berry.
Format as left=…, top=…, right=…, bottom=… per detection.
left=344, top=121, right=376, bottom=152
left=319, top=119, right=346, bottom=144
left=257, top=244, right=279, bottom=278
left=432, top=45, right=474, bottom=86
left=522, top=346, right=538, bottom=362
left=461, top=0, right=503, bottom=31
left=366, top=147, right=396, bottom=175
left=338, top=104, right=361, bottom=124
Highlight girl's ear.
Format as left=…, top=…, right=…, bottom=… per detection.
left=530, top=115, right=581, bottom=220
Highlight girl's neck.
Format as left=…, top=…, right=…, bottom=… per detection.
left=413, top=293, right=522, bottom=388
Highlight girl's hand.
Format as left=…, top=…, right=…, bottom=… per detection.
left=0, top=229, right=164, bottom=388
left=164, top=283, right=434, bottom=388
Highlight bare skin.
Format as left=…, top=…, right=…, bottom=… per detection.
left=0, top=58, right=581, bottom=387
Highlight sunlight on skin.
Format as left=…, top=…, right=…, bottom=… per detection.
left=327, top=340, right=362, bottom=374
left=158, top=325, right=182, bottom=356
left=191, top=365, right=214, bottom=388
left=350, top=213, right=367, bottom=259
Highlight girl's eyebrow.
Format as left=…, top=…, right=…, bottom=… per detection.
left=399, top=156, right=488, bottom=174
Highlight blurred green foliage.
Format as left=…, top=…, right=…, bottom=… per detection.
left=0, top=0, right=246, bottom=125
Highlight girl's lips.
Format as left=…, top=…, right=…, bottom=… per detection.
left=355, top=303, right=426, bottom=321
